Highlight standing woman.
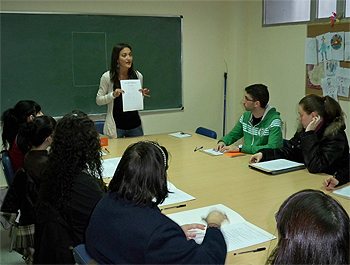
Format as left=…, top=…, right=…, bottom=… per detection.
left=1, top=100, right=43, bottom=173
left=96, top=43, right=150, bottom=138
left=34, top=110, right=105, bottom=264
left=250, top=94, right=349, bottom=188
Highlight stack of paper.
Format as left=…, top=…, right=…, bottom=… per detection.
left=167, top=204, right=276, bottom=252
left=249, top=159, right=305, bottom=175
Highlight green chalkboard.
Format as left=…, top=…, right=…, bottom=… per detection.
left=1, top=12, right=182, bottom=116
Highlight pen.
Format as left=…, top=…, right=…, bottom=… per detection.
left=233, top=247, right=266, bottom=255
left=327, top=172, right=337, bottom=187
left=161, top=204, right=186, bottom=211
left=104, top=148, right=110, bottom=154
left=194, top=146, right=203, bottom=152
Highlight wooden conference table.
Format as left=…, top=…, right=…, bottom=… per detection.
left=102, top=132, right=350, bottom=265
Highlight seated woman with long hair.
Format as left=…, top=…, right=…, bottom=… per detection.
left=1, top=115, right=56, bottom=263
left=267, top=189, right=349, bottom=264
left=250, top=94, right=349, bottom=189
left=86, top=141, right=227, bottom=264
left=1, top=100, right=43, bottom=173
left=34, top=110, right=105, bottom=264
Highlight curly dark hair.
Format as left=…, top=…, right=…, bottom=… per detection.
left=39, top=110, right=104, bottom=210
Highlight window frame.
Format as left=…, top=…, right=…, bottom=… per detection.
left=263, top=0, right=349, bottom=27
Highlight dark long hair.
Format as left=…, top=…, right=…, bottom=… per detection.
left=38, top=110, right=104, bottom=210
left=19, top=115, right=56, bottom=147
left=299, top=94, right=344, bottom=122
left=109, top=43, right=136, bottom=88
left=109, top=141, right=169, bottom=206
left=1, top=100, right=41, bottom=149
left=267, top=189, right=349, bottom=265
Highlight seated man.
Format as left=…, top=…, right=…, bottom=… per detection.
left=214, top=84, right=283, bottom=154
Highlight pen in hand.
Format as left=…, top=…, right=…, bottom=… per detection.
left=104, top=148, right=110, bottom=154
left=327, top=172, right=337, bottom=187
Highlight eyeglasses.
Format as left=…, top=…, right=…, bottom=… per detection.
left=244, top=96, right=255, bottom=102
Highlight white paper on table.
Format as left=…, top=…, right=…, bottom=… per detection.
left=167, top=204, right=276, bottom=252
left=333, top=185, right=350, bottom=199
left=168, top=132, right=192, bottom=138
left=201, top=149, right=223, bottom=156
left=101, top=157, right=121, bottom=178
left=159, top=181, right=195, bottom=206
left=305, top=38, right=318, bottom=65
left=121, top=79, right=143, bottom=112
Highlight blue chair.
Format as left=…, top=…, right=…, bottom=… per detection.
left=1, top=151, right=14, bottom=186
left=94, top=121, right=105, bottom=135
left=72, top=244, right=98, bottom=265
left=195, top=127, right=217, bottom=139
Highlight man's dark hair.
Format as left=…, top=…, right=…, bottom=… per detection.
left=245, top=84, right=269, bottom=108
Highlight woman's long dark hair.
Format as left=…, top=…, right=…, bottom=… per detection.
left=109, top=141, right=169, bottom=206
left=299, top=94, right=344, bottom=123
left=38, top=110, right=104, bottom=210
left=267, top=189, right=349, bottom=264
left=109, top=43, right=137, bottom=88
left=19, top=115, right=56, bottom=147
left=1, top=100, right=41, bottom=149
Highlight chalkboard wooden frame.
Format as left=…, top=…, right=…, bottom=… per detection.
left=1, top=12, right=183, bottom=116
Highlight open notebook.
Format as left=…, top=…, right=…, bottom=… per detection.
left=249, top=159, right=305, bottom=175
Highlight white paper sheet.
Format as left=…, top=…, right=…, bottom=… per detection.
left=329, top=32, right=344, bottom=61
left=345, top=32, right=350, bottom=61
left=202, top=149, right=223, bottom=156
left=168, top=132, right=192, bottom=138
left=167, top=204, right=276, bottom=252
left=121, top=79, right=143, bottom=112
left=251, top=159, right=304, bottom=172
left=101, top=157, right=121, bottom=178
left=333, top=185, right=350, bottom=199
left=321, top=77, right=338, bottom=101
left=317, top=34, right=331, bottom=62
left=159, top=181, right=195, bottom=206
left=305, top=38, right=318, bottom=64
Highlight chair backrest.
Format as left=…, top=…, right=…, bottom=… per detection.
left=195, top=127, right=217, bottom=139
left=94, top=121, right=105, bottom=135
left=1, top=151, right=14, bottom=186
left=72, top=244, right=98, bottom=265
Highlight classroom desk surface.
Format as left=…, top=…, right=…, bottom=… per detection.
left=102, top=132, right=350, bottom=265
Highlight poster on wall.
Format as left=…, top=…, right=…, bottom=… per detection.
left=305, top=24, right=350, bottom=101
